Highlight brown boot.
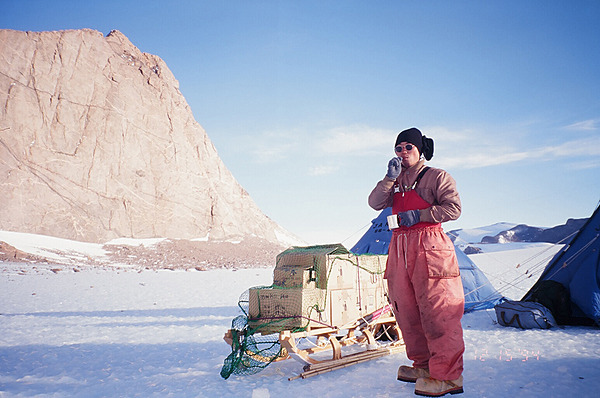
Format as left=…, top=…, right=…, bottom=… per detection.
left=397, top=365, right=430, bottom=383
left=415, top=375, right=463, bottom=397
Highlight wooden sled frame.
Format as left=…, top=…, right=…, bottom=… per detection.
left=278, top=313, right=399, bottom=364
left=280, top=310, right=404, bottom=379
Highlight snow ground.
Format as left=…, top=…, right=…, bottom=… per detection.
left=468, top=242, right=563, bottom=300
left=1, top=244, right=599, bottom=398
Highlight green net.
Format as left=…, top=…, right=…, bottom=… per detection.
left=220, top=244, right=388, bottom=379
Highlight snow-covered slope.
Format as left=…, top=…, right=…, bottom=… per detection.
left=468, top=242, right=562, bottom=300
left=0, top=230, right=304, bottom=269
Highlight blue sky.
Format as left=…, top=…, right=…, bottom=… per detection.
left=3, top=1, right=600, bottom=245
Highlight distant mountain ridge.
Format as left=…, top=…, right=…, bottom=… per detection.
left=449, top=217, right=588, bottom=245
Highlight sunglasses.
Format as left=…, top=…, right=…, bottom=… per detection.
left=395, top=144, right=415, bottom=152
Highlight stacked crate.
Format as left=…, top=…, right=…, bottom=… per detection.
left=248, top=244, right=388, bottom=334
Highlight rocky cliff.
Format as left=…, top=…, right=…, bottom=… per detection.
left=0, top=29, right=293, bottom=248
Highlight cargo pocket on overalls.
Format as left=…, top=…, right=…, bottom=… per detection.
left=422, top=236, right=460, bottom=278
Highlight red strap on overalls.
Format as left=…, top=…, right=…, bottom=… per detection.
left=392, top=167, right=440, bottom=230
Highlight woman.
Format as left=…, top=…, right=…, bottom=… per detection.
left=368, top=127, right=464, bottom=397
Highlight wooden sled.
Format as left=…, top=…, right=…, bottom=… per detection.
left=222, top=245, right=405, bottom=379
left=281, top=305, right=404, bottom=379
left=224, top=304, right=405, bottom=379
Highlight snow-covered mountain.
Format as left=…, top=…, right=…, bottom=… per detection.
left=449, top=217, right=588, bottom=246
left=448, top=222, right=517, bottom=245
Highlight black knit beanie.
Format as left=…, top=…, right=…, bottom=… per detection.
left=395, top=127, right=434, bottom=160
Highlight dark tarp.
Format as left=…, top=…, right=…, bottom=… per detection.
left=523, top=205, right=600, bottom=325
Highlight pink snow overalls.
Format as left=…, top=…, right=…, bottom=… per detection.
left=385, top=183, right=465, bottom=381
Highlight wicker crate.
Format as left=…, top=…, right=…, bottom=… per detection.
left=247, top=286, right=327, bottom=333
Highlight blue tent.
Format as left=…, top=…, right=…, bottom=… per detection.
left=351, top=207, right=504, bottom=312
left=523, top=205, right=600, bottom=325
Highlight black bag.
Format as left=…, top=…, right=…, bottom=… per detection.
left=494, top=300, right=557, bottom=329
left=525, top=280, right=571, bottom=325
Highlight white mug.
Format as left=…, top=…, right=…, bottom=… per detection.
left=387, top=214, right=399, bottom=230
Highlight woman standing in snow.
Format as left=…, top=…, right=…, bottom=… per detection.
left=368, top=127, right=464, bottom=397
